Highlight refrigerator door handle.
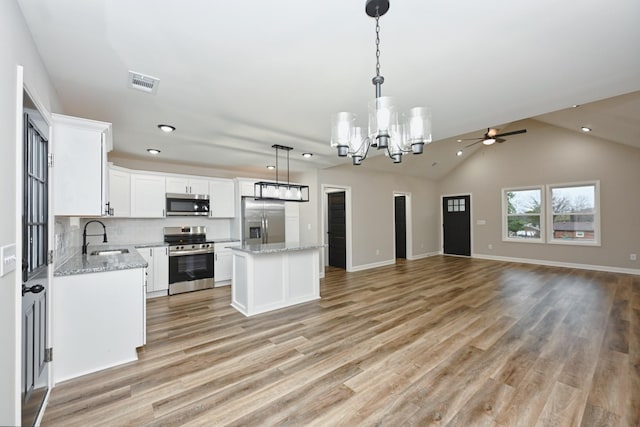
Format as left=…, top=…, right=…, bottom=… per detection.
left=264, top=216, right=268, bottom=244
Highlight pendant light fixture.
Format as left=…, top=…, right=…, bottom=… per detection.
left=254, top=145, right=309, bottom=202
left=331, top=0, right=432, bottom=165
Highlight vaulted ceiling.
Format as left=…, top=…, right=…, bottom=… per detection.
left=16, top=0, right=640, bottom=179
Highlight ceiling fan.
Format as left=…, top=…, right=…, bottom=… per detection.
left=460, top=127, right=527, bottom=148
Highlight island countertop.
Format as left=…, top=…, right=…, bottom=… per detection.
left=230, top=242, right=325, bottom=255
left=54, top=244, right=147, bottom=276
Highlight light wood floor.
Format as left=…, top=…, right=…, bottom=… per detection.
left=42, top=256, right=640, bottom=426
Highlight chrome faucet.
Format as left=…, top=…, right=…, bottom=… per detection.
left=82, top=220, right=108, bottom=254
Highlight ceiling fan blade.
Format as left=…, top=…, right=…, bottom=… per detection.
left=495, top=137, right=506, bottom=143
left=494, top=129, right=527, bottom=138
left=464, top=140, right=483, bottom=148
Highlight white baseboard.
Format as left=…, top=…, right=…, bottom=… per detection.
left=471, top=253, right=640, bottom=276
left=349, top=259, right=395, bottom=272
left=407, top=251, right=441, bottom=260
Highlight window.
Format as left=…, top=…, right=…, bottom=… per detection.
left=503, top=187, right=544, bottom=243
left=548, top=182, right=599, bottom=245
left=23, top=113, right=49, bottom=281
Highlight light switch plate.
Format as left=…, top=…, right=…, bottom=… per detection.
left=1, top=244, right=17, bottom=277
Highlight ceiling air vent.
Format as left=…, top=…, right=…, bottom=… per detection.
left=127, top=71, right=160, bottom=95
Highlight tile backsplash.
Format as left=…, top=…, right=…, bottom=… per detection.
left=54, top=216, right=233, bottom=267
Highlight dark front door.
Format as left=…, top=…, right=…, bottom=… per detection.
left=395, top=196, right=406, bottom=259
left=327, top=192, right=346, bottom=269
left=21, top=106, right=50, bottom=427
left=442, top=195, right=471, bottom=256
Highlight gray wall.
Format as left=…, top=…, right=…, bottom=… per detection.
left=438, top=118, right=640, bottom=270
left=317, top=165, right=440, bottom=269
left=0, top=1, right=61, bottom=423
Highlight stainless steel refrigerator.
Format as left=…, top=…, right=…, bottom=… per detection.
left=242, top=197, right=285, bottom=244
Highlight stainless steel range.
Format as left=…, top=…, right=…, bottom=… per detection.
left=164, top=226, right=214, bottom=295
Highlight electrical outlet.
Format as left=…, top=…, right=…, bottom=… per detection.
left=630, top=253, right=637, bottom=261
left=376, top=249, right=380, bottom=255
left=488, top=244, right=493, bottom=250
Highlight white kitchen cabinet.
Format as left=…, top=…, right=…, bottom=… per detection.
left=214, top=241, right=241, bottom=286
left=237, top=179, right=257, bottom=197
left=52, top=113, right=112, bottom=216
left=166, top=176, right=209, bottom=195
left=108, top=167, right=131, bottom=217
left=139, top=246, right=169, bottom=296
left=209, top=179, right=235, bottom=218
left=285, top=202, right=300, bottom=243
left=53, top=268, right=145, bottom=383
left=131, top=173, right=166, bottom=217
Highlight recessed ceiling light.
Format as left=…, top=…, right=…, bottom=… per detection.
left=147, top=148, right=161, bottom=155
left=456, top=150, right=463, bottom=156
left=266, top=165, right=276, bottom=170
left=572, top=104, right=580, bottom=108
left=457, top=139, right=463, bottom=143
left=157, top=124, right=176, bottom=133
left=581, top=126, right=592, bottom=132
left=302, top=153, right=313, bottom=158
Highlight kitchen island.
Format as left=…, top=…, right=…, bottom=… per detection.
left=230, top=242, right=324, bottom=316
left=53, top=245, right=146, bottom=383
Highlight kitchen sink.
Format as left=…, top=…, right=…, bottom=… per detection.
left=89, top=249, right=130, bottom=256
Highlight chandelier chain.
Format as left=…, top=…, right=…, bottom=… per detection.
left=375, top=14, right=381, bottom=77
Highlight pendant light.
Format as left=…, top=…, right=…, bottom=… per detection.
left=254, top=145, right=309, bottom=202
left=331, top=0, right=432, bottom=165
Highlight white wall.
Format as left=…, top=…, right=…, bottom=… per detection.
left=0, top=1, right=61, bottom=424
left=438, top=118, right=640, bottom=271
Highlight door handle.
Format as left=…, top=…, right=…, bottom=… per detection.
left=22, top=284, right=44, bottom=296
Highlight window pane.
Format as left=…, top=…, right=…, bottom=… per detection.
left=506, top=189, right=541, bottom=214
left=550, top=184, right=597, bottom=243
left=507, top=214, right=541, bottom=239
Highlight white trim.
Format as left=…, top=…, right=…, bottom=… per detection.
left=501, top=185, right=545, bottom=244
left=471, top=253, right=640, bottom=276
left=321, top=184, right=352, bottom=272
left=349, top=259, right=395, bottom=272
left=546, top=180, right=601, bottom=246
left=12, top=64, right=24, bottom=427
left=393, top=192, right=412, bottom=260
left=407, top=251, right=441, bottom=260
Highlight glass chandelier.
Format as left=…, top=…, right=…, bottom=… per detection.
left=254, top=145, right=310, bottom=202
left=331, top=0, right=432, bottom=165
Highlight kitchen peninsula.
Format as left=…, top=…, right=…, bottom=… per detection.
left=230, top=242, right=324, bottom=316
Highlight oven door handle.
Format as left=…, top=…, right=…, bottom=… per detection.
left=169, top=248, right=215, bottom=256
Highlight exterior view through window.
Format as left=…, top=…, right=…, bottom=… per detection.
left=504, top=187, right=543, bottom=242
left=549, top=183, right=598, bottom=244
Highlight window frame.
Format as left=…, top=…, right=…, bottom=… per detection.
left=502, top=185, right=545, bottom=244
left=546, top=180, right=600, bottom=246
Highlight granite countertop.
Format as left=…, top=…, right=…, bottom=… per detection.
left=134, top=241, right=169, bottom=248
left=212, top=238, right=241, bottom=243
left=54, top=244, right=147, bottom=276
left=231, top=242, right=325, bottom=255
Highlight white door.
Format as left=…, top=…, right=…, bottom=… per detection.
left=21, top=102, right=51, bottom=427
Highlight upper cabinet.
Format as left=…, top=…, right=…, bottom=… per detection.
left=209, top=179, right=235, bottom=218
left=131, top=174, right=166, bottom=218
left=166, top=177, right=209, bottom=195
left=52, top=114, right=112, bottom=216
left=108, top=167, right=131, bottom=217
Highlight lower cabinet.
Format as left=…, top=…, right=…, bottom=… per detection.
left=139, top=246, right=169, bottom=297
left=52, top=268, right=145, bottom=383
left=214, top=241, right=241, bottom=286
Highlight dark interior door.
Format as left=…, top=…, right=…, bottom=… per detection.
left=327, top=192, right=346, bottom=269
left=442, top=195, right=471, bottom=256
left=21, top=107, right=50, bottom=427
left=395, top=196, right=406, bottom=259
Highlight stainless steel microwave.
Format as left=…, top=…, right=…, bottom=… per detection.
left=166, top=193, right=210, bottom=216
